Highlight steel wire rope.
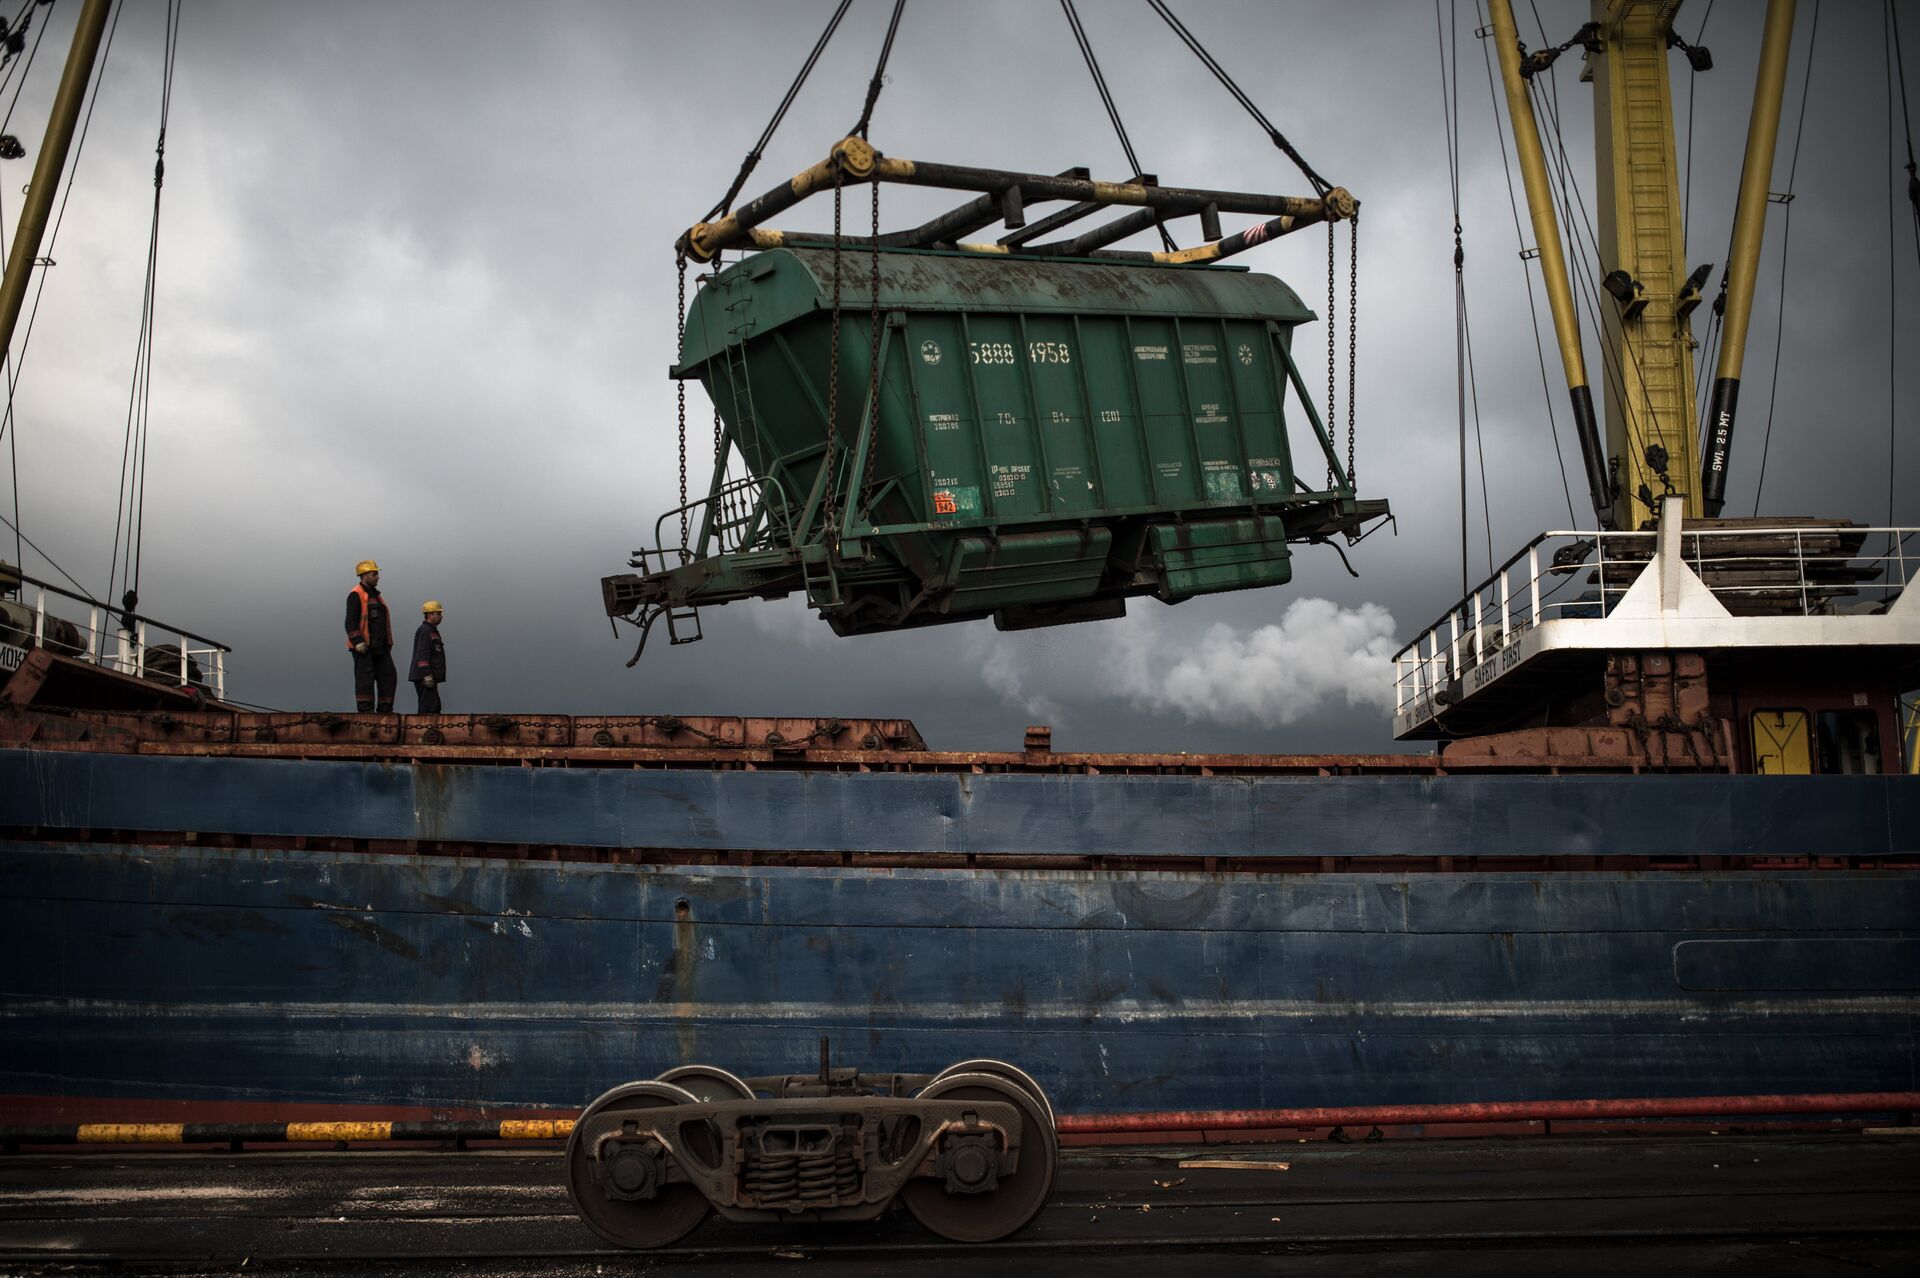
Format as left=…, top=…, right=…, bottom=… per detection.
left=108, top=0, right=181, bottom=621
left=1681, top=0, right=1715, bottom=259
left=1, top=0, right=125, bottom=594
left=1528, top=74, right=1645, bottom=488
left=1474, top=0, right=1575, bottom=525
left=1437, top=0, right=1494, bottom=590
left=847, top=0, right=906, bottom=141
left=0, top=0, right=44, bottom=128
left=1749, top=0, right=1820, bottom=515
left=1677, top=0, right=1715, bottom=469
left=0, top=506, right=89, bottom=595
left=1886, top=0, right=1917, bottom=529
left=1694, top=278, right=1724, bottom=452
left=1527, top=0, right=1672, bottom=508
left=1144, top=0, right=1332, bottom=197
left=1061, top=0, right=1175, bottom=251
left=1530, top=67, right=1654, bottom=451
left=0, top=0, right=53, bottom=574
left=1526, top=64, right=1665, bottom=514
left=703, top=0, right=851, bottom=221
left=0, top=0, right=51, bottom=137
left=682, top=1, right=857, bottom=565
left=1141, top=0, right=1354, bottom=489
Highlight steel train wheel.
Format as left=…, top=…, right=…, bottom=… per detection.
left=928, top=1060, right=1059, bottom=1201
left=564, top=1079, right=713, bottom=1249
left=899, top=1072, right=1057, bottom=1244
left=930, top=1059, right=1057, bottom=1128
left=656, top=1063, right=756, bottom=1102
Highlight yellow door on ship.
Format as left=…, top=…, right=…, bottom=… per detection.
left=1752, top=710, right=1811, bottom=774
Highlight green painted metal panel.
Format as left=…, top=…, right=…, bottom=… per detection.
left=1151, top=516, right=1294, bottom=601
left=607, top=246, right=1383, bottom=637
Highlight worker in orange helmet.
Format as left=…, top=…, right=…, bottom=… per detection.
left=344, top=559, right=396, bottom=713
left=411, top=600, right=447, bottom=714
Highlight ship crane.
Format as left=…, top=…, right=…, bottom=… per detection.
left=1397, top=0, right=1920, bottom=779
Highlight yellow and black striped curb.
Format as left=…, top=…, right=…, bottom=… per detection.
left=1, top=1118, right=576, bottom=1149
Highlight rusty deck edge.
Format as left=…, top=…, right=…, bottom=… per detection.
left=0, top=720, right=1695, bottom=775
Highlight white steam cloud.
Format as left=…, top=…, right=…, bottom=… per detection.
left=971, top=596, right=1400, bottom=728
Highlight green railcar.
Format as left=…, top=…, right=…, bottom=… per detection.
left=603, top=247, right=1384, bottom=643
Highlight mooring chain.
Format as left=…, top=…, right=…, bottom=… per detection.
left=824, top=163, right=845, bottom=541
left=1347, top=211, right=1358, bottom=490
left=861, top=176, right=882, bottom=522
left=676, top=253, right=689, bottom=561
left=1326, top=219, right=1337, bottom=491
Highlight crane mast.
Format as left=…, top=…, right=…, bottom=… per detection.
left=1490, top=0, right=1797, bottom=529
left=1587, top=0, right=1704, bottom=529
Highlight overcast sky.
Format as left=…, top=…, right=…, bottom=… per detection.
left=2, top=0, right=1912, bottom=752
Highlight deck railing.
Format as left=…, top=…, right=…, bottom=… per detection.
left=2, top=570, right=230, bottom=700
left=1390, top=526, right=1918, bottom=715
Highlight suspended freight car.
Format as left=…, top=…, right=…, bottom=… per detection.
left=603, top=149, right=1385, bottom=653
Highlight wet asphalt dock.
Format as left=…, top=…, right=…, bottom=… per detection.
left=0, top=1133, right=1915, bottom=1276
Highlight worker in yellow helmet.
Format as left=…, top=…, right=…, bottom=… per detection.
left=410, top=600, right=447, bottom=714
left=344, top=560, right=395, bottom=713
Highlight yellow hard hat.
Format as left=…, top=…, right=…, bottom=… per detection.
left=422, top=600, right=444, bottom=615
left=355, top=559, right=380, bottom=576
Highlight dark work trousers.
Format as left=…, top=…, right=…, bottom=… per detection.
left=414, top=681, right=442, bottom=714
left=353, top=648, right=397, bottom=712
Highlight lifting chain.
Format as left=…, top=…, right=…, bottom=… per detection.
left=676, top=253, right=689, bottom=560
left=861, top=176, right=882, bottom=521
left=824, top=163, right=845, bottom=543
left=1347, top=210, right=1359, bottom=490
left=1326, top=220, right=1337, bottom=491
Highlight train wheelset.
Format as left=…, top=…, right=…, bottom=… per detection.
left=564, top=1056, right=1057, bottom=1248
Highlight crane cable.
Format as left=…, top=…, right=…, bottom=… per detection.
left=847, top=0, right=906, bottom=141
left=1527, top=60, right=1662, bottom=509
left=2, top=0, right=126, bottom=598
left=1475, top=0, right=1575, bottom=526
left=838, top=3, right=908, bottom=533
left=1144, top=0, right=1332, bottom=198
left=703, top=1, right=851, bottom=222
left=1524, top=2, right=1662, bottom=500
left=1680, top=0, right=1715, bottom=258
left=1060, top=0, right=1175, bottom=252
left=108, top=0, right=181, bottom=626
left=1437, top=0, right=1494, bottom=593
left=1748, top=0, right=1820, bottom=515
left=0, top=0, right=52, bottom=577
left=1138, top=0, right=1355, bottom=496
left=679, top=0, right=856, bottom=562
left=1887, top=0, right=1916, bottom=529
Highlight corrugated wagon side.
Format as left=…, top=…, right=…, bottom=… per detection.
left=603, top=248, right=1385, bottom=644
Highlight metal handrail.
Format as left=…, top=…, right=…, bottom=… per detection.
left=1390, top=526, right=1919, bottom=716
left=3, top=567, right=230, bottom=699
left=645, top=473, right=796, bottom=569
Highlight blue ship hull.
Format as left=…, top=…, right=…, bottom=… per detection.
left=2, top=749, right=1917, bottom=1118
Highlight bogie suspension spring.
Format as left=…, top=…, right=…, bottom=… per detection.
left=743, top=1146, right=861, bottom=1206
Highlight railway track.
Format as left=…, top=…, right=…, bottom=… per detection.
left=0, top=1134, right=1914, bottom=1275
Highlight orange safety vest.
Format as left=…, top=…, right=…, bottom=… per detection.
left=346, top=584, right=393, bottom=650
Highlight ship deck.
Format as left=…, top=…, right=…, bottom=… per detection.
left=0, top=1132, right=1914, bottom=1276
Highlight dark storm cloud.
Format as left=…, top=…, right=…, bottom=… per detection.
left=3, top=1, right=1911, bottom=752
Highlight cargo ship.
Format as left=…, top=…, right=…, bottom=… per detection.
left=2, top=0, right=1916, bottom=1134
